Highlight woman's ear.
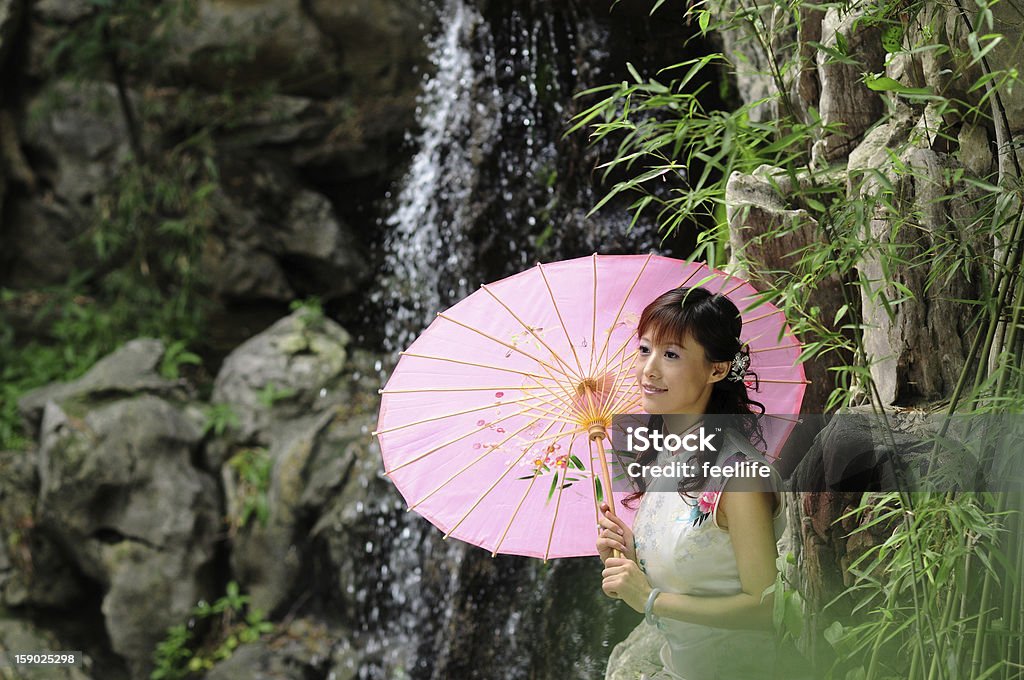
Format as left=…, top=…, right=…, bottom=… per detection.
left=708, top=360, right=730, bottom=384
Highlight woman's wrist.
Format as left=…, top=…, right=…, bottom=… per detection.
left=644, top=587, right=662, bottom=625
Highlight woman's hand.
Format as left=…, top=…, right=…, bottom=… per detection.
left=596, top=502, right=636, bottom=564
left=601, top=557, right=651, bottom=613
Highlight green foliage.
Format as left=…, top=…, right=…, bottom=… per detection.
left=256, top=383, right=298, bottom=408
left=289, top=296, right=325, bottom=327
left=160, top=340, right=203, bottom=381
left=151, top=581, right=274, bottom=680
left=575, top=0, right=1024, bottom=677
left=203, top=403, right=239, bottom=438
left=227, top=448, right=273, bottom=529
left=0, top=0, right=286, bottom=450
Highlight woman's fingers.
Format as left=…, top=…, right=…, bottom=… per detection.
left=597, top=537, right=627, bottom=554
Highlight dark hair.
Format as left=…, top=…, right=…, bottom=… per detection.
left=623, top=286, right=764, bottom=507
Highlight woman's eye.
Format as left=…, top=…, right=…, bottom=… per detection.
left=665, top=351, right=679, bottom=359
left=638, top=345, right=650, bottom=355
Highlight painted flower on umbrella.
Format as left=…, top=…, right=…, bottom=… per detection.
left=515, top=443, right=588, bottom=501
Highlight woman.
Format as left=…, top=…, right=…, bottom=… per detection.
left=597, top=287, right=787, bottom=680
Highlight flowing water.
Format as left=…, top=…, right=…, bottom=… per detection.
left=359, top=1, right=714, bottom=677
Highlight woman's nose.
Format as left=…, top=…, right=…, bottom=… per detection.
left=643, top=354, right=659, bottom=377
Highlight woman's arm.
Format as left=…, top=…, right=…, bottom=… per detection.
left=601, top=479, right=779, bottom=631
left=654, top=480, right=778, bottom=630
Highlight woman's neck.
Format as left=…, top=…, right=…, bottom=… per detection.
left=661, top=414, right=703, bottom=436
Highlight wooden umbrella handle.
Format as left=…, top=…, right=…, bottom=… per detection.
left=590, top=428, right=623, bottom=559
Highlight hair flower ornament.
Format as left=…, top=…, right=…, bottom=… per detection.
left=726, top=350, right=751, bottom=382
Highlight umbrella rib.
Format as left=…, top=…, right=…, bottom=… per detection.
left=678, top=264, right=702, bottom=288
left=535, top=262, right=588, bottom=380
left=593, top=252, right=654, bottom=377
left=745, top=308, right=786, bottom=324
left=491, top=418, right=566, bottom=557
left=416, top=416, right=545, bottom=515
left=589, top=253, right=598, bottom=377
left=373, top=393, right=545, bottom=436
left=399, top=351, right=559, bottom=382
left=436, top=311, right=579, bottom=385
left=510, top=426, right=586, bottom=448
left=544, top=424, right=584, bottom=561
left=521, top=403, right=585, bottom=427
left=383, top=405, right=541, bottom=474
left=380, top=385, right=532, bottom=394
left=492, top=473, right=540, bottom=558
left=599, top=343, right=642, bottom=415
left=479, top=282, right=584, bottom=382
left=750, top=343, right=800, bottom=354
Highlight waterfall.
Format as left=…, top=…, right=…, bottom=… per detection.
left=361, top=1, right=705, bottom=677
left=376, top=0, right=497, bottom=353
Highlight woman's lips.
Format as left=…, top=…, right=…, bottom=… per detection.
left=642, top=384, right=667, bottom=395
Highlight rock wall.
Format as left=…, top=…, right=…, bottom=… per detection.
left=713, top=0, right=1023, bottom=673
left=0, top=0, right=431, bottom=352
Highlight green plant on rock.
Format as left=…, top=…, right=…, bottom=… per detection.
left=151, top=580, right=274, bottom=680
left=160, top=340, right=202, bottom=381
left=227, top=447, right=273, bottom=530
left=256, top=382, right=298, bottom=409
left=203, top=403, right=239, bottom=438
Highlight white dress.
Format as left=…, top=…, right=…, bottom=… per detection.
left=630, top=429, right=787, bottom=680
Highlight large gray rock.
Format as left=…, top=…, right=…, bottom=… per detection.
left=726, top=165, right=850, bottom=412
left=161, top=0, right=340, bottom=98
left=849, top=124, right=981, bottom=404
left=201, top=161, right=371, bottom=303
left=35, top=395, right=219, bottom=677
left=209, top=308, right=352, bottom=449
left=0, top=614, right=96, bottom=679
left=18, top=339, right=187, bottom=436
left=205, top=618, right=357, bottom=680
left=0, top=0, right=24, bottom=74
left=33, top=0, right=91, bottom=22
left=814, top=5, right=885, bottom=161
left=0, top=449, right=88, bottom=608
left=24, top=80, right=135, bottom=206
left=305, top=0, right=430, bottom=98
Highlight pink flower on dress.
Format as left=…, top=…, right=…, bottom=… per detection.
left=697, top=491, right=720, bottom=515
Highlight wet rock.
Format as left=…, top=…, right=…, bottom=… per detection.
left=33, top=0, right=91, bottom=23
left=24, top=80, right=136, bottom=207
left=202, top=159, right=371, bottom=304
left=0, top=449, right=88, bottom=608
left=205, top=618, right=356, bottom=680
left=0, top=615, right=97, bottom=679
left=34, top=395, right=219, bottom=677
left=18, top=339, right=187, bottom=437
left=161, top=0, right=341, bottom=98
left=814, top=5, right=885, bottom=161
left=305, top=0, right=430, bottom=98
left=209, top=308, right=351, bottom=451
left=0, top=197, right=82, bottom=288
left=603, top=621, right=662, bottom=680
left=0, top=0, right=24, bottom=69
left=725, top=165, right=849, bottom=412
left=849, top=129, right=981, bottom=404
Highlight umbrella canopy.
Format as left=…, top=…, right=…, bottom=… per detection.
left=375, top=254, right=807, bottom=559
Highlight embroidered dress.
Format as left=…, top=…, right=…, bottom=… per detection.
left=630, top=429, right=787, bottom=680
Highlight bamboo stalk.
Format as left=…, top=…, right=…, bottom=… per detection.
left=970, top=492, right=1010, bottom=678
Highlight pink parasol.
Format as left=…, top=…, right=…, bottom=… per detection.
left=374, top=254, right=807, bottom=559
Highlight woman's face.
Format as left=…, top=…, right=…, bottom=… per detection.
left=633, top=331, right=727, bottom=415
